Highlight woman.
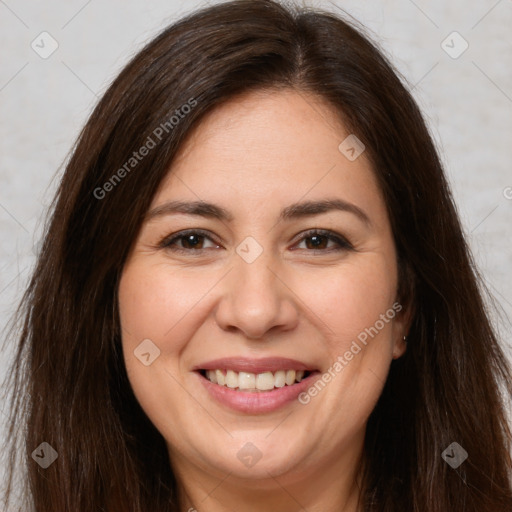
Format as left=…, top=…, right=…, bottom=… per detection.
left=3, top=1, right=512, bottom=510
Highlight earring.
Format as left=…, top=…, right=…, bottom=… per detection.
left=403, top=335, right=408, bottom=343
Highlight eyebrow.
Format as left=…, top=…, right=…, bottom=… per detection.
left=146, top=198, right=371, bottom=226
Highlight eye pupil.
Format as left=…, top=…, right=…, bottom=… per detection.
left=183, top=234, right=202, bottom=248
left=306, top=235, right=327, bottom=249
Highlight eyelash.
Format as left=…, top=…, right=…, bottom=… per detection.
left=159, top=228, right=354, bottom=254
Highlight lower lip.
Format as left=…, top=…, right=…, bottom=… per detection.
left=196, top=371, right=320, bottom=414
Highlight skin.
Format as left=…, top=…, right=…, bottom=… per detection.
left=118, top=89, right=411, bottom=512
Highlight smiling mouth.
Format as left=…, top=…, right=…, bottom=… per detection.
left=197, top=369, right=315, bottom=392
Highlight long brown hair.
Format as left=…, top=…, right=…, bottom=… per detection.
left=3, top=1, right=511, bottom=510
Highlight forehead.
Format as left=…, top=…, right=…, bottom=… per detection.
left=151, top=89, right=386, bottom=225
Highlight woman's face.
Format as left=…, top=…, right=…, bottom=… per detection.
left=119, top=89, right=408, bottom=489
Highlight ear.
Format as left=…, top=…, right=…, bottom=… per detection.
left=391, top=300, right=415, bottom=359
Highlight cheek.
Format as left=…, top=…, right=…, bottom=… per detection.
left=117, top=263, right=192, bottom=402
left=292, top=258, right=398, bottom=439
left=118, top=261, right=225, bottom=411
left=297, top=256, right=398, bottom=350
left=117, top=263, right=209, bottom=437
left=119, top=251, right=398, bottom=362
left=118, top=262, right=213, bottom=348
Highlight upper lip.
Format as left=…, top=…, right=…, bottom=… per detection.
left=193, top=357, right=316, bottom=374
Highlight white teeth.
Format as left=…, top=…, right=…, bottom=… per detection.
left=238, top=371, right=255, bottom=390
left=203, top=369, right=309, bottom=390
left=274, top=370, right=286, bottom=388
left=225, top=370, right=238, bottom=388
left=207, top=370, right=217, bottom=384
left=215, top=369, right=225, bottom=386
left=256, top=372, right=275, bottom=391
left=285, top=370, right=296, bottom=386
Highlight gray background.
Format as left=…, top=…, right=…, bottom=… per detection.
left=1, top=0, right=511, bottom=501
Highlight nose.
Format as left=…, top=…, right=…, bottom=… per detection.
left=213, top=249, right=299, bottom=340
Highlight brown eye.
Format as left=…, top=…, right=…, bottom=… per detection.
left=160, top=229, right=221, bottom=253
left=159, top=228, right=353, bottom=255
left=294, top=229, right=353, bottom=252
left=303, top=234, right=330, bottom=250
left=174, top=233, right=205, bottom=250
